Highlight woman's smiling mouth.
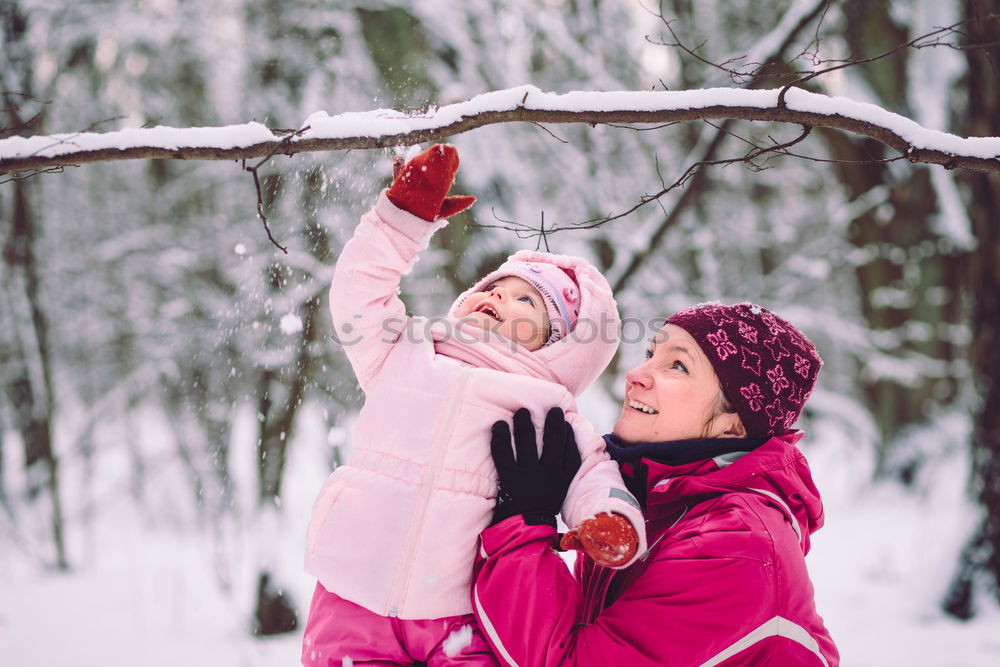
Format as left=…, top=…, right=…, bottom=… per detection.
left=627, top=399, right=659, bottom=415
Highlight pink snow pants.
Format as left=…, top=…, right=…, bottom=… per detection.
left=301, top=583, right=499, bottom=667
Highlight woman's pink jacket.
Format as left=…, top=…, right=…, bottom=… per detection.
left=473, top=432, right=839, bottom=666
left=304, top=192, right=645, bottom=620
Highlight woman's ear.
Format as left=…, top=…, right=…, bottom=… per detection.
left=713, top=411, right=747, bottom=439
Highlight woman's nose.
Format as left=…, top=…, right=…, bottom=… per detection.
left=625, top=364, right=652, bottom=390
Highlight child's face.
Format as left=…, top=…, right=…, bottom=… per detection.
left=456, top=276, right=550, bottom=351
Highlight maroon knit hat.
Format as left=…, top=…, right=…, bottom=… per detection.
left=665, top=302, right=822, bottom=439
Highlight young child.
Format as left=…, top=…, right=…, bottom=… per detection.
left=302, top=145, right=646, bottom=666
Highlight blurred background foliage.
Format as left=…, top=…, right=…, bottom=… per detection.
left=2, top=0, right=998, bottom=632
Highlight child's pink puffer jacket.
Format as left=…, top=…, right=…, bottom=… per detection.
left=304, top=192, right=645, bottom=620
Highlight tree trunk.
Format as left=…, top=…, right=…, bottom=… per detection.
left=1, top=1, right=67, bottom=568
left=815, top=0, right=966, bottom=471
left=942, top=1, right=1000, bottom=620
left=252, top=168, right=331, bottom=636
left=1, top=167, right=68, bottom=570
left=819, top=130, right=963, bottom=461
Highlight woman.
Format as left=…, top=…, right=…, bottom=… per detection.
left=472, top=303, right=839, bottom=666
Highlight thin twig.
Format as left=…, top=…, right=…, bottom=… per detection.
left=571, top=124, right=814, bottom=230
left=240, top=125, right=311, bottom=254
left=85, top=116, right=126, bottom=132
left=1, top=109, right=44, bottom=137
left=777, top=14, right=1000, bottom=106
left=480, top=124, right=814, bottom=239
left=703, top=119, right=908, bottom=166
left=647, top=18, right=761, bottom=85
left=774, top=151, right=906, bottom=166
left=529, top=122, right=569, bottom=144
left=647, top=3, right=1000, bottom=97
left=536, top=212, right=552, bottom=252
left=0, top=91, right=50, bottom=102
left=11, top=115, right=128, bottom=161
left=471, top=208, right=543, bottom=240
left=600, top=121, right=683, bottom=131
left=244, top=162, right=287, bottom=254
left=0, top=165, right=65, bottom=185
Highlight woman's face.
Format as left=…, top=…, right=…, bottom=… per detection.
left=613, top=324, right=745, bottom=444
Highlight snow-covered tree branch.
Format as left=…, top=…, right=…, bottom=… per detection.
left=2, top=85, right=999, bottom=175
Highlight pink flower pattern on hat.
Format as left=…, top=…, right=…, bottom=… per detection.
left=706, top=329, right=738, bottom=361
left=737, top=320, right=759, bottom=344
left=740, top=383, right=764, bottom=411
left=794, top=353, right=812, bottom=378
left=665, top=302, right=823, bottom=439
left=765, top=398, right=786, bottom=428
left=764, top=336, right=790, bottom=362
left=740, top=346, right=762, bottom=376
left=766, top=365, right=790, bottom=395
left=708, top=307, right=737, bottom=326
left=760, top=311, right=781, bottom=334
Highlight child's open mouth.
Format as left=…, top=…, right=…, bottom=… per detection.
left=476, top=304, right=502, bottom=322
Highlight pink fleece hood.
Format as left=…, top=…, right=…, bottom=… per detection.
left=449, top=250, right=620, bottom=397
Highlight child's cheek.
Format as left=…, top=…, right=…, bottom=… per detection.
left=509, top=318, right=542, bottom=344
left=456, top=294, right=480, bottom=317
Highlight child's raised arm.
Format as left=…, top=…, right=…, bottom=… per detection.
left=329, top=144, right=475, bottom=391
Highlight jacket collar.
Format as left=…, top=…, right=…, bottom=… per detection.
left=604, top=431, right=825, bottom=551
left=603, top=434, right=765, bottom=509
left=604, top=433, right=765, bottom=467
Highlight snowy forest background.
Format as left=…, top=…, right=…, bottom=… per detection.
left=2, top=0, right=1000, bottom=665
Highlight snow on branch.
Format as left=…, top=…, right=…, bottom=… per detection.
left=1, top=85, right=998, bottom=175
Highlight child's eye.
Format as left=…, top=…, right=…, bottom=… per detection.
left=519, top=295, right=535, bottom=306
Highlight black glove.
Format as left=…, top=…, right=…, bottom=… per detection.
left=490, top=407, right=582, bottom=527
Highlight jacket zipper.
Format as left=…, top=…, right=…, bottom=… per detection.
left=586, top=507, right=687, bottom=622
left=386, top=372, right=470, bottom=617
left=639, top=506, right=688, bottom=561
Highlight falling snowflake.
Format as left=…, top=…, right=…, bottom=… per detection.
left=280, top=313, right=303, bottom=334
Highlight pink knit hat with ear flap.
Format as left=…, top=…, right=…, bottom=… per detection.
left=665, top=302, right=822, bottom=438
left=457, top=260, right=582, bottom=346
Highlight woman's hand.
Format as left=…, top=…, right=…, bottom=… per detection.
left=386, top=144, right=476, bottom=221
left=490, top=407, right=582, bottom=527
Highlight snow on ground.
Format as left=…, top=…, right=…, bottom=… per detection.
left=2, top=403, right=1000, bottom=666
left=806, top=412, right=1000, bottom=666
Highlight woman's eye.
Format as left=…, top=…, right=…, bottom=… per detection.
left=671, top=360, right=688, bottom=374
left=645, top=348, right=654, bottom=360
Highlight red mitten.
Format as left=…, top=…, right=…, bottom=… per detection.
left=559, top=512, right=638, bottom=568
left=386, top=144, right=476, bottom=221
